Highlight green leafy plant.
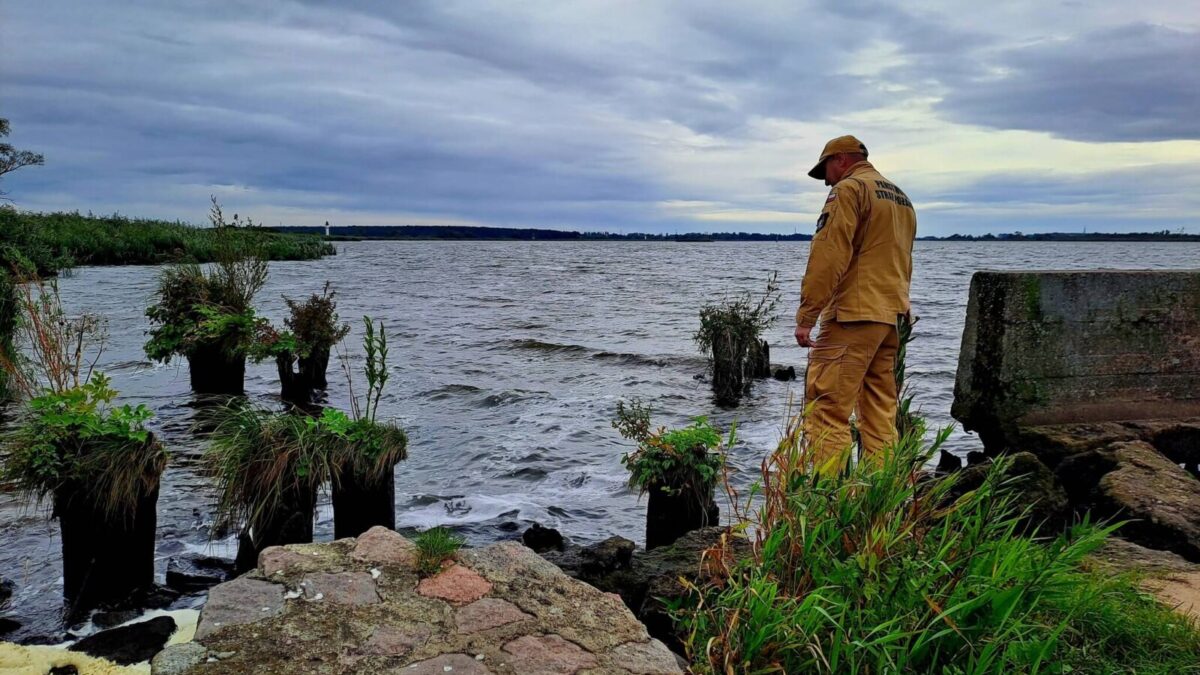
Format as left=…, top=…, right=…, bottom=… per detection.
left=283, top=282, right=350, bottom=359
left=414, top=526, right=464, bottom=576
left=144, top=201, right=271, bottom=364
left=614, top=400, right=730, bottom=503
left=694, top=271, right=780, bottom=406
left=0, top=274, right=165, bottom=518
left=314, top=317, right=406, bottom=480
left=679, top=411, right=1200, bottom=673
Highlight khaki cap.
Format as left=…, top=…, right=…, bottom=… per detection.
left=807, top=135, right=868, bottom=180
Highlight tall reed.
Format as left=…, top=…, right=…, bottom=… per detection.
left=681, top=409, right=1200, bottom=673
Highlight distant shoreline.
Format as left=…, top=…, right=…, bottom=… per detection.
left=275, top=225, right=1200, bottom=243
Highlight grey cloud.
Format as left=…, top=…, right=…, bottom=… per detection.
left=935, top=24, right=1200, bottom=142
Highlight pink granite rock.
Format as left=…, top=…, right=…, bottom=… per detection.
left=416, top=564, right=492, bottom=605
left=455, top=598, right=532, bottom=634
left=300, top=571, right=379, bottom=605
left=258, top=547, right=313, bottom=577
left=609, top=640, right=684, bottom=674
left=403, top=653, right=493, bottom=674
left=503, top=634, right=597, bottom=674
left=361, top=624, right=432, bottom=656
left=351, top=526, right=417, bottom=567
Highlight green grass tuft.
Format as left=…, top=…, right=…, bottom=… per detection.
left=414, top=526, right=464, bottom=576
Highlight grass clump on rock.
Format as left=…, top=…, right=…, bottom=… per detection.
left=414, top=526, right=464, bottom=576
left=0, top=275, right=166, bottom=610
left=680, top=414, right=1200, bottom=673
left=694, top=271, right=780, bottom=407
left=615, top=399, right=730, bottom=549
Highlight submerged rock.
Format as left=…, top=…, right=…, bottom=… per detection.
left=68, top=615, right=177, bottom=666
left=166, top=555, right=236, bottom=593
left=0, top=577, right=13, bottom=608
left=934, top=450, right=962, bottom=474
left=772, top=366, right=796, bottom=381
left=521, top=522, right=565, bottom=553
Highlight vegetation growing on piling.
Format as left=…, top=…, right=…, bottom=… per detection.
left=144, top=200, right=270, bottom=366
left=694, top=271, right=780, bottom=406
left=0, top=275, right=165, bottom=517
left=318, top=318, right=408, bottom=480
left=207, top=405, right=328, bottom=534
left=614, top=399, right=728, bottom=505
left=252, top=282, right=350, bottom=400
left=679, top=414, right=1200, bottom=673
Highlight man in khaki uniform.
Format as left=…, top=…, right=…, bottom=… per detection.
left=793, top=136, right=916, bottom=472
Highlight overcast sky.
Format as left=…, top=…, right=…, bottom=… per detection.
left=2, top=1, right=1198, bottom=235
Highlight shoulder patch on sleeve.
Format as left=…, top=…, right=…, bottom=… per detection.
left=815, top=212, right=829, bottom=233
left=825, top=189, right=837, bottom=203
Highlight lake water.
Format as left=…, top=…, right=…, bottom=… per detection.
left=2, top=240, right=1198, bottom=640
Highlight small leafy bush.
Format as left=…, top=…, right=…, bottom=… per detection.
left=414, top=526, right=464, bottom=576
left=144, top=200, right=270, bottom=364
left=614, top=400, right=729, bottom=503
left=694, top=271, right=780, bottom=406
left=284, top=282, right=350, bottom=358
left=0, top=275, right=165, bottom=518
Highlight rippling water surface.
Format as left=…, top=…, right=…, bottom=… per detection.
left=2, top=240, right=1198, bottom=639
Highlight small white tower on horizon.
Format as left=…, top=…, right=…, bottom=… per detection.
left=324, top=220, right=331, bottom=237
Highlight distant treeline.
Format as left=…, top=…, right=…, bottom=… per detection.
left=1, top=209, right=335, bottom=275
left=920, top=231, right=1200, bottom=242
left=278, top=224, right=1200, bottom=243
left=276, top=225, right=813, bottom=242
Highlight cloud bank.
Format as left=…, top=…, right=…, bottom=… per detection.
left=1, top=1, right=1197, bottom=235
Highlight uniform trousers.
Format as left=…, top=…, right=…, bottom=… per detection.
left=803, top=319, right=900, bottom=472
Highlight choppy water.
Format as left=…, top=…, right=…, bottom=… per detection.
left=2, top=240, right=1198, bottom=640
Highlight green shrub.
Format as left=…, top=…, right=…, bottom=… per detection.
left=680, top=416, right=1200, bottom=673
left=0, top=276, right=165, bottom=518
left=0, top=204, right=333, bottom=276
left=414, top=526, right=464, bottom=576
left=145, top=203, right=271, bottom=364
left=2, top=374, right=165, bottom=517
left=284, top=282, right=350, bottom=359
left=694, top=271, right=780, bottom=406
left=614, top=400, right=728, bottom=504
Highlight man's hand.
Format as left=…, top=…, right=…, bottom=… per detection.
left=794, top=324, right=814, bottom=348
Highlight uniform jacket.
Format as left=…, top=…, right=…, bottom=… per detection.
left=795, top=161, right=917, bottom=327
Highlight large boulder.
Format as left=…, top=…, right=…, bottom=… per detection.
left=163, top=528, right=682, bottom=674
left=1055, top=441, right=1200, bottom=561
left=952, top=271, right=1200, bottom=454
